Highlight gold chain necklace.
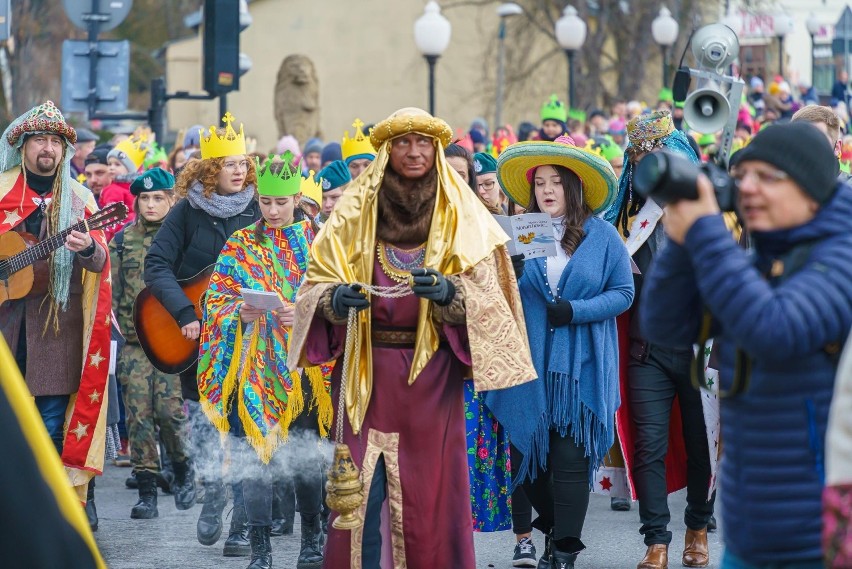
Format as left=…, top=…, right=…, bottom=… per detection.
left=376, top=241, right=426, bottom=283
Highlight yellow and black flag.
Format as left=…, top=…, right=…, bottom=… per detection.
left=0, top=335, right=105, bottom=569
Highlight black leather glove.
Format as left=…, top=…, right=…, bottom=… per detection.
left=546, top=300, right=574, bottom=327
left=510, top=253, right=525, bottom=280
left=410, top=268, right=456, bottom=307
left=331, top=284, right=370, bottom=318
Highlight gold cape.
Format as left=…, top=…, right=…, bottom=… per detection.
left=289, top=109, right=535, bottom=434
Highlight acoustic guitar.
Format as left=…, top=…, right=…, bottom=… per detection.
left=133, top=267, right=213, bottom=375
left=0, top=202, right=128, bottom=307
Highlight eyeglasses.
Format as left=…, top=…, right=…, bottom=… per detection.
left=222, top=160, right=250, bottom=172
left=731, top=166, right=789, bottom=186
left=477, top=180, right=497, bottom=192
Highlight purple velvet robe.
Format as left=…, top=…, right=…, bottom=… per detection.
left=305, top=260, right=477, bottom=569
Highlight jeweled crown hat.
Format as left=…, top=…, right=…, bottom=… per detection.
left=497, top=135, right=618, bottom=213
left=341, top=118, right=376, bottom=165
left=627, top=110, right=675, bottom=153
left=200, top=112, right=247, bottom=159
left=540, top=94, right=568, bottom=124
left=7, top=100, right=77, bottom=146
left=369, top=107, right=453, bottom=150
left=256, top=151, right=302, bottom=197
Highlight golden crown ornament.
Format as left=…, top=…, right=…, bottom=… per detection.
left=341, top=118, right=376, bottom=161
left=200, top=112, right=247, bottom=159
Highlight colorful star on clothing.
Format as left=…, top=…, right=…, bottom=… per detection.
left=599, top=476, right=613, bottom=491
left=3, top=208, right=21, bottom=227
left=71, top=421, right=89, bottom=441
left=88, top=349, right=106, bottom=369
left=639, top=219, right=649, bottom=229
left=88, top=389, right=101, bottom=404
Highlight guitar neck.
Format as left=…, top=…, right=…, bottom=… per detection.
left=5, top=220, right=88, bottom=276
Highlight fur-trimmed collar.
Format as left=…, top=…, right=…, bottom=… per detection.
left=376, top=167, right=437, bottom=244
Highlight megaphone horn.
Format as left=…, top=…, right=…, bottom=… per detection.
left=684, top=88, right=730, bottom=134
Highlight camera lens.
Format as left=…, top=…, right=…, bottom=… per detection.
left=633, top=153, right=665, bottom=198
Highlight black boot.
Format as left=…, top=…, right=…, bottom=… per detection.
left=246, top=525, right=272, bottom=569
left=85, top=478, right=98, bottom=532
left=171, top=460, right=196, bottom=511
left=223, top=505, right=251, bottom=557
left=550, top=549, right=579, bottom=569
left=197, top=482, right=227, bottom=546
left=296, top=513, right=323, bottom=569
left=270, top=479, right=295, bottom=536
left=130, top=471, right=159, bottom=519
left=125, top=472, right=138, bottom=489
left=537, top=532, right=552, bottom=569
left=157, top=469, right=174, bottom=495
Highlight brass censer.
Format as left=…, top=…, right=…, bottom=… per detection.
left=326, top=442, right=364, bottom=530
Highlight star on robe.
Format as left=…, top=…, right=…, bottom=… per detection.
left=71, top=421, right=89, bottom=441
left=88, top=349, right=106, bottom=369
left=3, top=209, right=21, bottom=227
left=639, top=219, right=650, bottom=229
left=599, top=476, right=613, bottom=491
left=88, top=389, right=101, bottom=404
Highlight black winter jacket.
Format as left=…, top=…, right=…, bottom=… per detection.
left=143, top=197, right=261, bottom=327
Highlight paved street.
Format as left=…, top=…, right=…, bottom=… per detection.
left=95, top=463, right=722, bottom=568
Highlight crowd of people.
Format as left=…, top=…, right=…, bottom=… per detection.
left=2, top=63, right=852, bottom=569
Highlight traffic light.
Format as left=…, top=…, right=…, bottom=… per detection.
left=202, top=0, right=252, bottom=95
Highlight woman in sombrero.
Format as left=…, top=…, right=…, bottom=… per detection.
left=487, top=135, right=634, bottom=568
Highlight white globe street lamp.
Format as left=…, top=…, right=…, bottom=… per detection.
left=773, top=12, right=793, bottom=77
left=555, top=6, right=586, bottom=108
left=495, top=3, right=523, bottom=128
left=652, top=6, right=679, bottom=87
left=414, top=1, right=452, bottom=115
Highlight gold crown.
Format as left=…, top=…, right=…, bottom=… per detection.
left=341, top=118, right=375, bottom=162
left=300, top=170, right=323, bottom=206
left=113, top=132, right=150, bottom=170
left=200, top=112, right=247, bottom=159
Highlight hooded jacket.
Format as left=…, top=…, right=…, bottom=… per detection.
left=639, top=183, right=852, bottom=564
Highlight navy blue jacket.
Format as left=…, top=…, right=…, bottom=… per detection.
left=639, top=184, right=852, bottom=564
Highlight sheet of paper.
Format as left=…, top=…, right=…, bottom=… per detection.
left=240, top=288, right=285, bottom=311
left=493, top=214, right=518, bottom=255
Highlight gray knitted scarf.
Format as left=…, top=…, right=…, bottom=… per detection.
left=186, top=180, right=255, bottom=219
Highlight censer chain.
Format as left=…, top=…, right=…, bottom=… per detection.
left=335, top=281, right=412, bottom=443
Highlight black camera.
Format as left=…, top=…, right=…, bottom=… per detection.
left=632, top=150, right=738, bottom=212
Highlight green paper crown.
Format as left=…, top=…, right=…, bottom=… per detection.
left=256, top=151, right=302, bottom=197
left=540, top=94, right=568, bottom=123
left=568, top=108, right=587, bottom=122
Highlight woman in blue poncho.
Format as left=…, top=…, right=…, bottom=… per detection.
left=489, top=136, right=634, bottom=568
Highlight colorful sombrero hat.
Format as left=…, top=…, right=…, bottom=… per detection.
left=496, top=135, right=617, bottom=213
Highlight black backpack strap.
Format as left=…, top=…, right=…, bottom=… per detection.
left=113, top=228, right=125, bottom=261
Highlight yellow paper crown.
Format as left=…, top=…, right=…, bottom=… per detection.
left=341, top=118, right=376, bottom=162
left=200, top=112, right=247, bottom=159
left=114, top=132, right=149, bottom=170
left=300, top=170, right=323, bottom=206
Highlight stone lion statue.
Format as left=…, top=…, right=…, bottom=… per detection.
left=274, top=54, right=321, bottom=146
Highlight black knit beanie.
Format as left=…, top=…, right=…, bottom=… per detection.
left=730, top=121, right=838, bottom=204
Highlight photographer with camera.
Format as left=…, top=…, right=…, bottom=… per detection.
left=639, top=120, right=852, bottom=569
left=602, top=110, right=717, bottom=569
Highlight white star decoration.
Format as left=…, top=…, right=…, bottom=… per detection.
left=88, top=349, right=105, bottom=369
left=88, top=390, right=101, bottom=404
left=71, top=421, right=89, bottom=441
left=3, top=209, right=21, bottom=227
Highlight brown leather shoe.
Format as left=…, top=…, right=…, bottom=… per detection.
left=682, top=527, right=709, bottom=567
left=637, top=544, right=668, bottom=569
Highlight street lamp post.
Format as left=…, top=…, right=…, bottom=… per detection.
left=652, top=6, right=679, bottom=88
left=555, top=6, right=586, bottom=109
left=806, top=13, right=822, bottom=89
left=414, top=1, right=452, bottom=116
left=773, top=13, right=793, bottom=78
left=495, top=3, right=523, bottom=129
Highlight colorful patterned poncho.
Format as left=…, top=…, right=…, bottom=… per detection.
left=198, top=219, right=332, bottom=463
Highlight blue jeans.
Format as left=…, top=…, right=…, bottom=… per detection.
left=721, top=551, right=824, bottom=569
left=35, top=395, right=71, bottom=454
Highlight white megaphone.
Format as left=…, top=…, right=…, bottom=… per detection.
left=684, top=80, right=731, bottom=133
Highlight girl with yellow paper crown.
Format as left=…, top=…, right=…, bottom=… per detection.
left=143, top=112, right=261, bottom=556
left=197, top=152, right=332, bottom=569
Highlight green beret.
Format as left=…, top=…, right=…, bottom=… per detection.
left=317, top=160, right=351, bottom=192
left=473, top=152, right=497, bottom=176
left=130, top=167, right=175, bottom=196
